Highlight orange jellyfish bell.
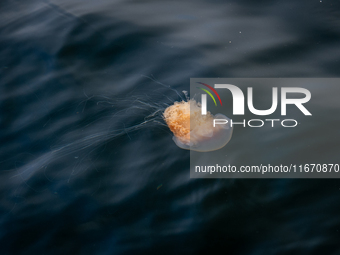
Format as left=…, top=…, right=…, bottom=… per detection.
left=163, top=99, right=233, bottom=152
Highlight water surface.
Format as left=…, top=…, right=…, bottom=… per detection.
left=1, top=0, right=340, bottom=254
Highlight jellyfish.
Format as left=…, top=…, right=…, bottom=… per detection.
left=163, top=99, right=233, bottom=152
left=10, top=76, right=232, bottom=191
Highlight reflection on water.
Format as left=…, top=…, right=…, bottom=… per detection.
left=1, top=0, right=340, bottom=253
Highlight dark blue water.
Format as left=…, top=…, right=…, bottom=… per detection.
left=1, top=0, right=340, bottom=254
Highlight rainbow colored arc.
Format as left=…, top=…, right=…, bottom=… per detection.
left=196, top=82, right=223, bottom=106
